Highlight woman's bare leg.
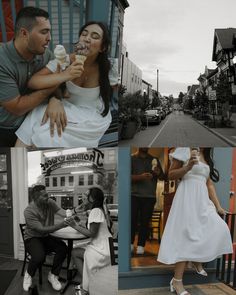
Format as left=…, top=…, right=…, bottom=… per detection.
left=172, top=261, right=191, bottom=295
left=15, top=138, right=29, bottom=147
left=72, top=248, right=85, bottom=279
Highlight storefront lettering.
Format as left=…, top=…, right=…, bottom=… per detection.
left=40, top=149, right=104, bottom=176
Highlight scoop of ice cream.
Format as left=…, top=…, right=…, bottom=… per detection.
left=75, top=42, right=89, bottom=64
left=75, top=42, right=89, bottom=56
left=54, top=44, right=67, bottom=61
left=66, top=209, right=72, bottom=218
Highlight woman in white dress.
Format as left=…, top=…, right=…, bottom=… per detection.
left=66, top=187, right=112, bottom=295
left=157, top=147, right=233, bottom=295
left=15, top=21, right=118, bottom=147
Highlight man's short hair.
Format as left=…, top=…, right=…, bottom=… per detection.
left=31, top=184, right=46, bottom=200
left=15, top=6, right=49, bottom=35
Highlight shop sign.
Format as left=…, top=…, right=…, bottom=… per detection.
left=209, top=90, right=216, bottom=100
left=41, top=149, right=104, bottom=176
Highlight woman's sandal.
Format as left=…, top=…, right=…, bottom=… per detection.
left=192, top=262, right=208, bottom=277
left=170, top=277, right=191, bottom=295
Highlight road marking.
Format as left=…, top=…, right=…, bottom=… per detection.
left=148, top=116, right=171, bottom=147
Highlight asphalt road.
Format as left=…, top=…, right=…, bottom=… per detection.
left=119, top=112, right=229, bottom=147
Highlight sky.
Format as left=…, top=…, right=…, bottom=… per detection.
left=123, top=0, right=236, bottom=97
left=27, top=148, right=87, bottom=186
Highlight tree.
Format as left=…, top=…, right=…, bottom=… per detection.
left=178, top=92, right=184, bottom=105
left=216, top=71, right=232, bottom=122
left=151, top=91, right=161, bottom=108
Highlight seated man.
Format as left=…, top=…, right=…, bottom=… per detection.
left=23, top=185, right=69, bottom=291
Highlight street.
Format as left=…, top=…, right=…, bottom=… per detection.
left=119, top=111, right=231, bottom=147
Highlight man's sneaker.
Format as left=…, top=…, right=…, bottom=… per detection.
left=23, top=270, right=32, bottom=291
left=136, top=246, right=144, bottom=255
left=48, top=271, right=62, bottom=291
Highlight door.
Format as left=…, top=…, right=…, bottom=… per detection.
left=0, top=0, right=23, bottom=42
left=0, top=149, right=13, bottom=256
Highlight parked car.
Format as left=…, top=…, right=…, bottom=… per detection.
left=156, top=107, right=166, bottom=120
left=142, top=109, right=161, bottom=125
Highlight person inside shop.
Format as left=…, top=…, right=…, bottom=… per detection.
left=158, top=148, right=233, bottom=295
left=131, top=148, right=166, bottom=255
left=65, top=187, right=113, bottom=295
left=15, top=20, right=118, bottom=148
left=23, top=184, right=82, bottom=292
left=0, top=6, right=67, bottom=147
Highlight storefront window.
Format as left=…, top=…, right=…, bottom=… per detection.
left=69, top=176, right=74, bottom=186
left=79, top=175, right=84, bottom=186
left=0, top=154, right=8, bottom=208
left=60, top=176, right=65, bottom=186
left=45, top=177, right=49, bottom=187
left=88, top=174, right=93, bottom=185
left=53, top=177, right=57, bottom=187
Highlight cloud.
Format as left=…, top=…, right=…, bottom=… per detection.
left=123, top=0, right=236, bottom=96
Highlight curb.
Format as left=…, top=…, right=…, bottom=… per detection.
left=193, top=118, right=236, bottom=147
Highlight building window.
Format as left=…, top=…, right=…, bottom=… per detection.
left=69, top=176, right=74, bottom=186
left=53, top=177, right=57, bottom=187
left=88, top=174, right=93, bottom=185
left=61, top=196, right=73, bottom=209
left=60, top=176, right=65, bottom=187
left=79, top=175, right=84, bottom=186
left=45, top=177, right=49, bottom=187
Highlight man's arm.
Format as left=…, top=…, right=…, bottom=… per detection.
left=25, top=209, right=67, bottom=234
left=0, top=86, right=57, bottom=116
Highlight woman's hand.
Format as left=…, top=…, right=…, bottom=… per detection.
left=186, top=156, right=198, bottom=171
left=64, top=216, right=77, bottom=227
left=41, top=97, right=67, bottom=137
left=217, top=206, right=228, bottom=216
left=63, top=60, right=84, bottom=80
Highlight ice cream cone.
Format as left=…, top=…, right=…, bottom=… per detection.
left=75, top=54, right=87, bottom=64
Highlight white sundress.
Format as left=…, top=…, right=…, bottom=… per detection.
left=158, top=147, right=233, bottom=264
left=15, top=58, right=118, bottom=147
left=82, top=208, right=112, bottom=291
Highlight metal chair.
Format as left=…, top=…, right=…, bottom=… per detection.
left=149, top=210, right=162, bottom=243
left=108, top=237, right=118, bottom=265
left=19, top=223, right=43, bottom=285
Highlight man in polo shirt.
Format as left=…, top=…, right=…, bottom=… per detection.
left=0, top=6, right=67, bottom=147
left=23, top=185, right=68, bottom=291
left=131, top=148, right=166, bottom=255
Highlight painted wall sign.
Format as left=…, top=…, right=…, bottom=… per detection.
left=41, top=149, right=104, bottom=176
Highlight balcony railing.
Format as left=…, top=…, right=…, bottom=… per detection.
left=216, top=213, right=236, bottom=290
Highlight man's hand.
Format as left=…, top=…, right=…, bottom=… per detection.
left=141, top=172, right=153, bottom=180
left=63, top=60, right=84, bottom=80
left=41, top=97, right=67, bottom=137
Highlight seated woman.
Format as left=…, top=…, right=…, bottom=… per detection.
left=65, top=187, right=113, bottom=295
left=15, top=21, right=118, bottom=147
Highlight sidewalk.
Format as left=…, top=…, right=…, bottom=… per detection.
left=119, top=283, right=236, bottom=295
left=195, top=113, right=236, bottom=147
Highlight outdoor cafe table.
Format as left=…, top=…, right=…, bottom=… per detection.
left=51, top=227, right=89, bottom=294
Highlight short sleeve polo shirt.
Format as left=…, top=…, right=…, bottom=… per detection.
left=0, top=40, right=54, bottom=129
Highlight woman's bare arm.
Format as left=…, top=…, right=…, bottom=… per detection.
left=168, top=157, right=197, bottom=180
left=27, top=60, right=84, bottom=90
left=207, top=178, right=226, bottom=214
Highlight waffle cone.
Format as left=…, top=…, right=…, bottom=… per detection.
left=75, top=54, right=87, bottom=64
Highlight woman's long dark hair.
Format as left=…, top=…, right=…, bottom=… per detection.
left=203, top=148, right=219, bottom=182
left=79, top=21, right=112, bottom=117
left=88, top=187, right=113, bottom=234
